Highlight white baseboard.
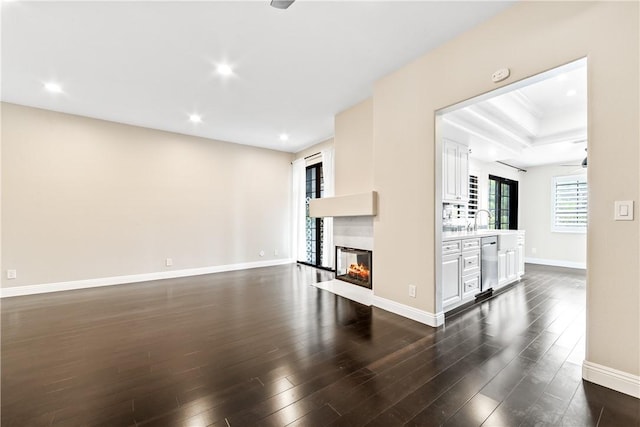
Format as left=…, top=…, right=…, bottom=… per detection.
left=0, top=259, right=295, bottom=298
left=372, top=295, right=444, bottom=327
left=582, top=360, right=640, bottom=398
left=525, top=257, right=586, bottom=270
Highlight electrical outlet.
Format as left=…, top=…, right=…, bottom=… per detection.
left=165, top=258, right=173, bottom=267
left=274, top=249, right=279, bottom=256
left=409, top=284, right=416, bottom=298
left=531, top=248, right=537, bottom=255
left=259, top=250, right=265, bottom=257
left=7, top=270, right=17, bottom=280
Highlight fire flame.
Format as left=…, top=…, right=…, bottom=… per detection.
left=348, top=263, right=370, bottom=280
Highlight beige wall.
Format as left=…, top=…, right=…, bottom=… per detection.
left=335, top=98, right=373, bottom=196
left=520, top=164, right=587, bottom=267
left=1, top=103, right=293, bottom=287
left=373, top=1, right=639, bottom=376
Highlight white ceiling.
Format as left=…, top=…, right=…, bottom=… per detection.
left=441, top=59, right=587, bottom=168
left=1, top=1, right=514, bottom=153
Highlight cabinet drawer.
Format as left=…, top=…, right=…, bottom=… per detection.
left=442, top=240, right=462, bottom=255
left=462, top=274, right=480, bottom=296
left=461, top=250, right=480, bottom=275
left=462, top=238, right=480, bottom=252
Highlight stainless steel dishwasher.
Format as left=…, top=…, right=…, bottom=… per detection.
left=481, top=236, right=498, bottom=291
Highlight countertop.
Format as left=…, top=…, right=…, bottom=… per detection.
left=442, top=229, right=524, bottom=241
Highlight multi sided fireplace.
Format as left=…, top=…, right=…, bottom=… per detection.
left=335, top=246, right=372, bottom=289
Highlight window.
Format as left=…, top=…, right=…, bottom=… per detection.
left=552, top=174, right=587, bottom=233
left=488, top=175, right=518, bottom=230
left=305, top=163, right=324, bottom=266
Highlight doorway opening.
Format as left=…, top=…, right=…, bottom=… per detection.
left=435, top=57, right=588, bottom=315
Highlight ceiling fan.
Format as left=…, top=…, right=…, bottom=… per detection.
left=270, top=0, right=295, bottom=9
left=561, top=148, right=588, bottom=170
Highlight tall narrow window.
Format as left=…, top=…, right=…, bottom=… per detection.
left=488, top=175, right=518, bottom=230
left=305, top=163, right=324, bottom=266
left=552, top=175, right=587, bottom=233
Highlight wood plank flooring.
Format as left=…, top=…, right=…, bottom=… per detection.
left=2, top=264, right=639, bottom=426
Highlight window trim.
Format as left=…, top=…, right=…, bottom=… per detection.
left=551, top=174, right=588, bottom=234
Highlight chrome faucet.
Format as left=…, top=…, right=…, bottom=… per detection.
left=473, top=209, right=492, bottom=231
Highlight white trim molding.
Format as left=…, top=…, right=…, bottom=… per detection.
left=372, top=295, right=444, bottom=327
left=525, top=257, right=586, bottom=270
left=309, top=191, right=377, bottom=218
left=582, top=360, right=640, bottom=398
left=311, top=279, right=373, bottom=306
left=0, top=259, right=295, bottom=298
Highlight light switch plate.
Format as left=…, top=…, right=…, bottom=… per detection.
left=614, top=200, right=634, bottom=221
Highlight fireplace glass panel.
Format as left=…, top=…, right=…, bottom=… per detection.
left=335, top=247, right=372, bottom=289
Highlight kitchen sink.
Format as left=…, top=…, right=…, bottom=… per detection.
left=497, top=231, right=518, bottom=250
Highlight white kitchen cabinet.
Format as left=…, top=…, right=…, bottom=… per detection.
left=498, top=250, right=517, bottom=285
left=443, top=141, right=458, bottom=202
left=506, top=249, right=517, bottom=281
left=442, top=139, right=469, bottom=203
left=442, top=253, right=462, bottom=307
left=517, top=244, right=525, bottom=276
left=496, top=232, right=525, bottom=290
left=442, top=238, right=480, bottom=311
left=498, top=252, right=507, bottom=284
left=443, top=232, right=525, bottom=311
left=462, top=273, right=480, bottom=299
left=517, top=232, right=525, bottom=276
left=461, top=250, right=480, bottom=275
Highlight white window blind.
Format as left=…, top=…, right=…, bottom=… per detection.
left=468, top=174, right=478, bottom=220
left=552, top=174, right=587, bottom=233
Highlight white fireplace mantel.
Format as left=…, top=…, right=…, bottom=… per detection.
left=308, top=191, right=377, bottom=218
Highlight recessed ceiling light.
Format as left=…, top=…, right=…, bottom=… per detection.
left=566, top=89, right=577, bottom=97
left=216, top=64, right=233, bottom=76
left=44, top=82, right=63, bottom=93
left=279, top=134, right=289, bottom=141
left=189, top=114, right=202, bottom=123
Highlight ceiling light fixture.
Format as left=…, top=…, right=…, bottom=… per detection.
left=216, top=64, right=233, bottom=76
left=44, top=82, right=63, bottom=93
left=189, top=114, right=202, bottom=123
left=279, top=134, right=289, bottom=141
left=270, top=0, right=296, bottom=10
left=566, top=89, right=577, bottom=97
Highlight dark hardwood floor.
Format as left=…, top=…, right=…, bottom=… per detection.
left=2, top=264, right=639, bottom=426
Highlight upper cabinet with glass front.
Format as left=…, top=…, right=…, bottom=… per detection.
left=442, top=139, right=469, bottom=203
